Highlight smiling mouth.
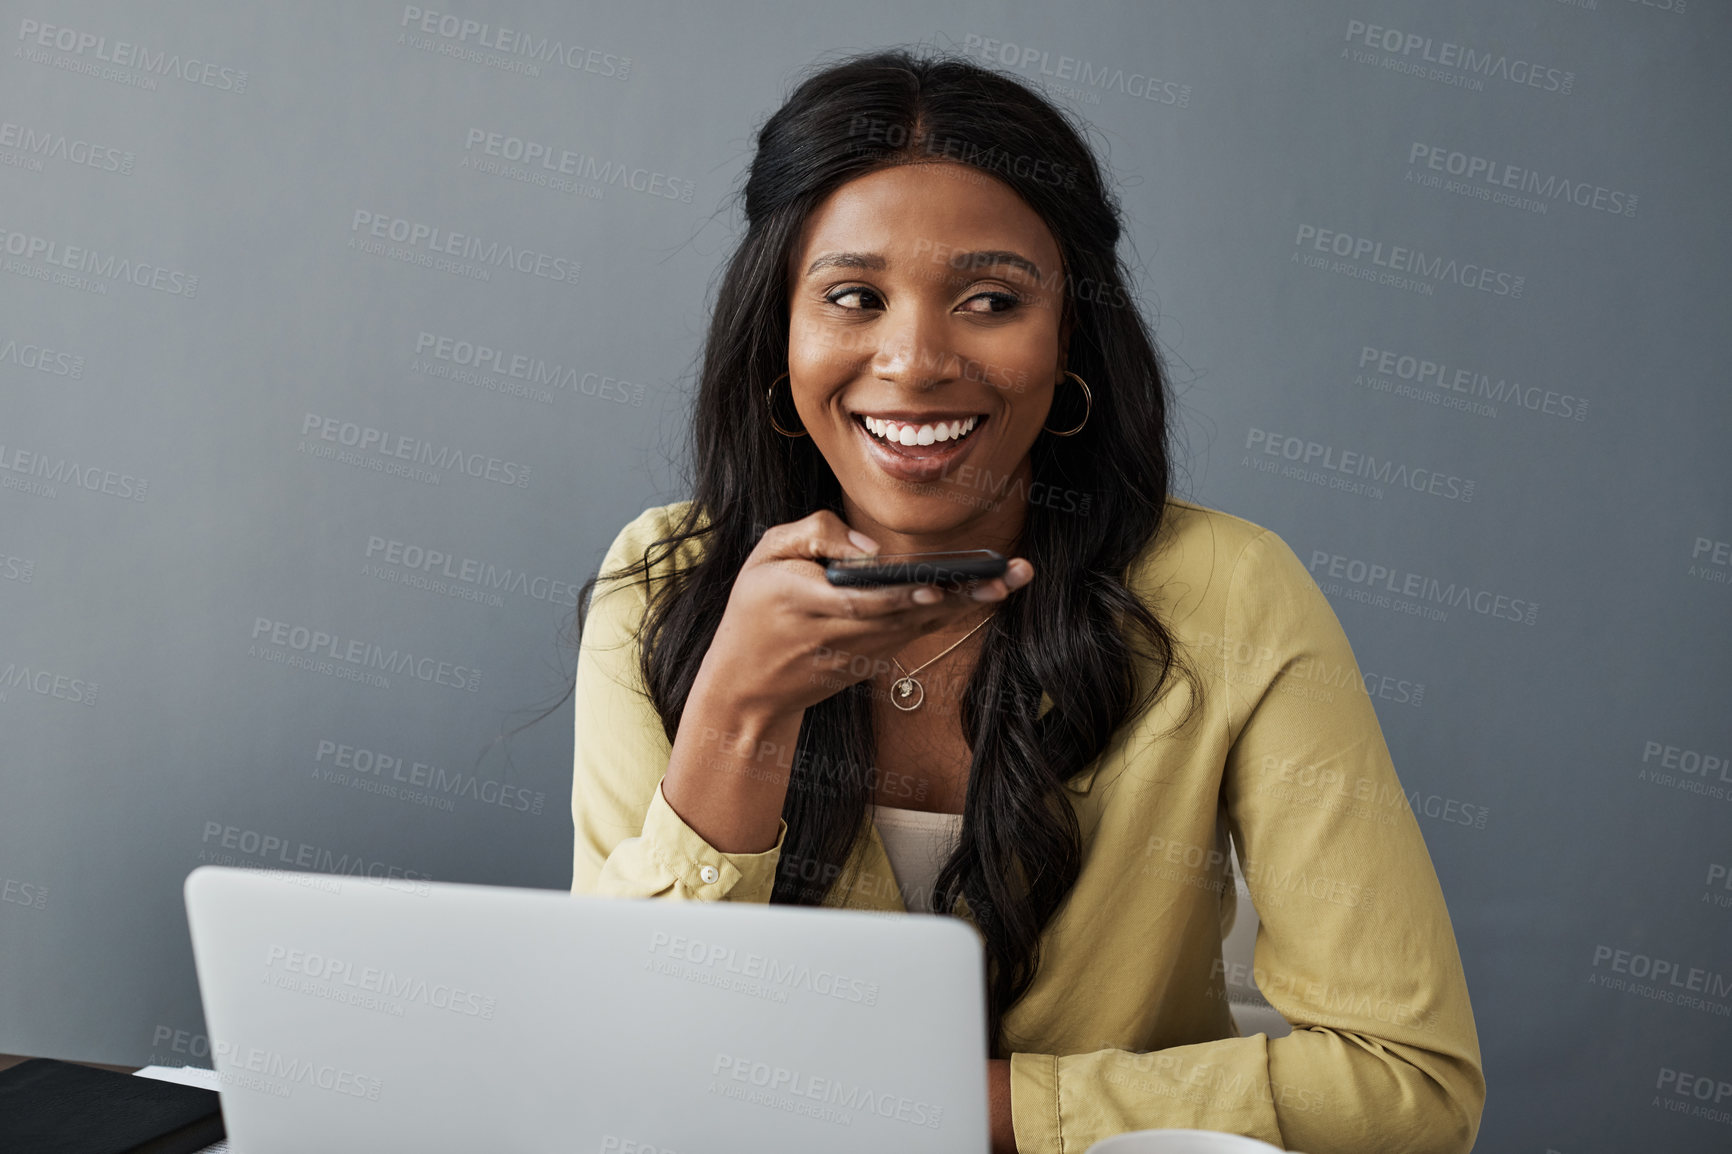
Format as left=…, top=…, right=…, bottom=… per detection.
left=853, top=413, right=986, bottom=448
left=848, top=411, right=989, bottom=481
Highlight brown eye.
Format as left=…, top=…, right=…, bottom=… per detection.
left=827, top=288, right=882, bottom=309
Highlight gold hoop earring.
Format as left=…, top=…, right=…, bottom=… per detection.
left=765, top=372, right=807, bottom=438
left=1043, top=371, right=1091, bottom=437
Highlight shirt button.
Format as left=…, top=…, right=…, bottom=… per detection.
left=699, top=865, right=720, bottom=885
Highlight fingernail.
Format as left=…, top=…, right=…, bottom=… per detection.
left=913, top=586, right=941, bottom=604
left=848, top=530, right=878, bottom=555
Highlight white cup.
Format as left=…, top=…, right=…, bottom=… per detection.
left=1085, top=1129, right=1294, bottom=1154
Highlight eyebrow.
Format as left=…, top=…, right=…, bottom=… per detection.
left=803, top=249, right=1044, bottom=281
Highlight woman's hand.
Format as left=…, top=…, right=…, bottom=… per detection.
left=660, top=509, right=1030, bottom=854
left=694, top=509, right=1032, bottom=723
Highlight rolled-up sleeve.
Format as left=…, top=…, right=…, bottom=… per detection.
left=1009, top=526, right=1484, bottom=1154
left=570, top=507, right=786, bottom=903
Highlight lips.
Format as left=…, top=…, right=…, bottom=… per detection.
left=849, top=411, right=988, bottom=482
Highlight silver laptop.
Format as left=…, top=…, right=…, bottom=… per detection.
left=183, top=865, right=990, bottom=1153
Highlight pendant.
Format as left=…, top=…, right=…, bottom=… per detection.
left=891, top=675, right=925, bottom=711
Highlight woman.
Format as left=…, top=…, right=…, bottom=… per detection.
left=568, top=49, right=1484, bottom=1154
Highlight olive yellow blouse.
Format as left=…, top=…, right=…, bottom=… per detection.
left=570, top=498, right=1485, bottom=1154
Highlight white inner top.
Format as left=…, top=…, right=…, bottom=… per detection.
left=871, top=804, right=965, bottom=914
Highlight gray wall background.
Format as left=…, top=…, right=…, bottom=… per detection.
left=2, top=1, right=1728, bottom=1149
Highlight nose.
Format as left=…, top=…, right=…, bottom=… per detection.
left=871, top=305, right=957, bottom=390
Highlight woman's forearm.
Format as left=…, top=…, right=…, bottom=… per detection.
left=659, top=664, right=806, bottom=854
left=989, top=1058, right=1016, bottom=1153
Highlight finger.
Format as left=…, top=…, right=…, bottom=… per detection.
left=970, top=578, right=1009, bottom=602
left=823, top=577, right=964, bottom=620
left=835, top=563, right=1023, bottom=615
left=964, top=558, right=1034, bottom=601
left=900, top=559, right=1031, bottom=603
left=827, top=592, right=998, bottom=645
left=759, top=509, right=877, bottom=565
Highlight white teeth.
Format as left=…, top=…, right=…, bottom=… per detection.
left=858, top=415, right=980, bottom=447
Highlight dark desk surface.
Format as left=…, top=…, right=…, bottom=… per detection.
left=0, top=1052, right=137, bottom=1076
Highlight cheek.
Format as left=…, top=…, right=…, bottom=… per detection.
left=1013, top=319, right=1063, bottom=367
left=788, top=306, right=868, bottom=375
left=1004, top=391, right=1057, bottom=443
left=960, top=317, right=1059, bottom=389
left=962, top=303, right=1053, bottom=356
left=788, top=349, right=840, bottom=391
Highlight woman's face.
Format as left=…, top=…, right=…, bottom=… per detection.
left=786, top=161, right=1069, bottom=542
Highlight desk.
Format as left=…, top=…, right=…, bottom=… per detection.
left=0, top=1052, right=135, bottom=1075
left=0, top=1052, right=228, bottom=1153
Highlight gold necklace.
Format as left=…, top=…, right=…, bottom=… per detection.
left=888, top=612, right=994, bottom=712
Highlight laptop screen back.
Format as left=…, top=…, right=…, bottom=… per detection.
left=183, top=865, right=990, bottom=1153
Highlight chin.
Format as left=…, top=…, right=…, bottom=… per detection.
left=852, top=480, right=992, bottom=530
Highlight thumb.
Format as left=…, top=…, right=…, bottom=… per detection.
left=788, top=509, right=879, bottom=562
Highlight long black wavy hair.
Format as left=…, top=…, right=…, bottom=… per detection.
left=567, top=48, right=1185, bottom=1053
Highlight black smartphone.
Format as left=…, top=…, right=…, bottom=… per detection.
left=824, top=549, right=1008, bottom=587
